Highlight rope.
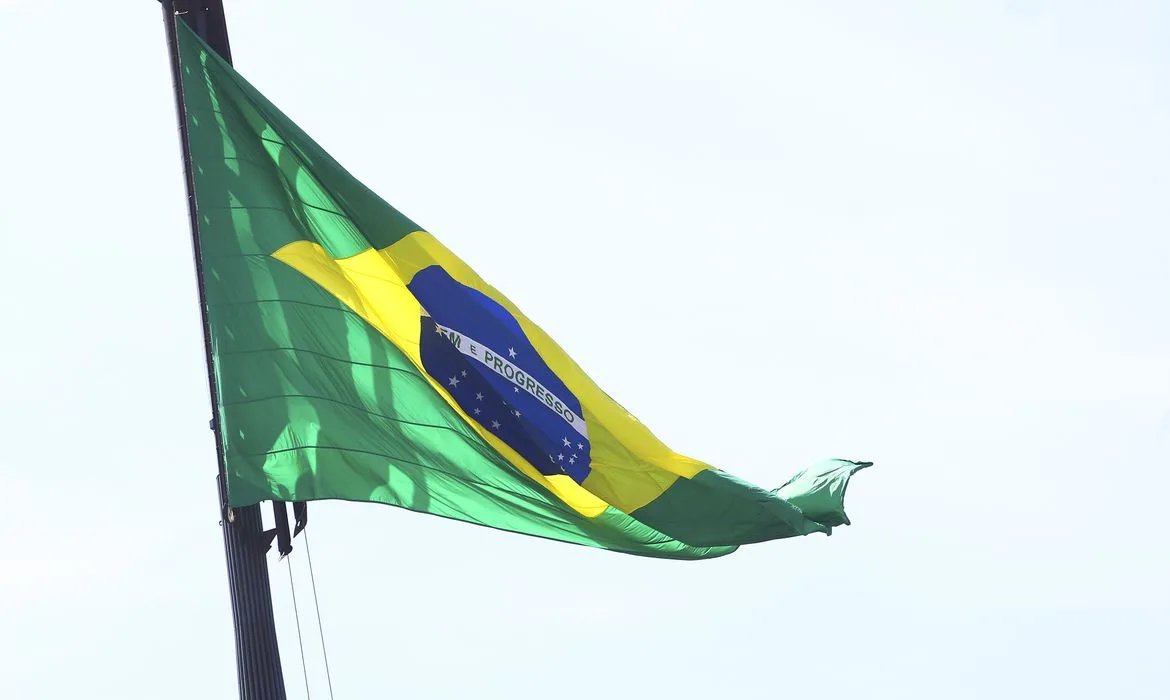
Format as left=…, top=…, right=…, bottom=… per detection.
left=303, top=530, right=336, bottom=700
left=286, top=557, right=312, bottom=699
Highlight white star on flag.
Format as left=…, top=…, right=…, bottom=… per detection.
left=569, top=456, right=576, bottom=464
left=475, top=392, right=484, bottom=401
left=473, top=408, right=481, bottom=415
left=561, top=437, right=572, bottom=447
left=557, top=453, right=564, bottom=461
left=508, top=347, right=517, bottom=359
left=461, top=370, right=468, bottom=377
left=490, top=420, right=501, bottom=429
left=447, top=376, right=460, bottom=388
left=577, top=443, right=584, bottom=450
left=513, top=410, right=522, bottom=417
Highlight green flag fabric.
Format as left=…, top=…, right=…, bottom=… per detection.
left=175, top=19, right=870, bottom=559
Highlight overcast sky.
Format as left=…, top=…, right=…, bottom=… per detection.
left=1, top=1, right=1168, bottom=698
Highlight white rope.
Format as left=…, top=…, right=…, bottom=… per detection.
left=303, top=530, right=335, bottom=700
left=286, top=556, right=312, bottom=699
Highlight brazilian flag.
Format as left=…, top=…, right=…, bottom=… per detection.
left=175, top=21, right=871, bottom=559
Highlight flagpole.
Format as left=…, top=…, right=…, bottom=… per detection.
left=160, top=2, right=288, bottom=698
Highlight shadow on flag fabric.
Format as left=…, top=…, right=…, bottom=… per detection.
left=174, top=21, right=871, bottom=559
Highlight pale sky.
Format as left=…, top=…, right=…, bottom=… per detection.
left=1, top=1, right=1168, bottom=698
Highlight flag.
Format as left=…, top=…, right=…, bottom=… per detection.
left=174, top=21, right=870, bottom=559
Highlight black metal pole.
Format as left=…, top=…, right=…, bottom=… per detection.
left=160, top=2, right=288, bottom=699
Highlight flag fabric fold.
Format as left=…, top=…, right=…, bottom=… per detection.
left=175, top=20, right=870, bottom=559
